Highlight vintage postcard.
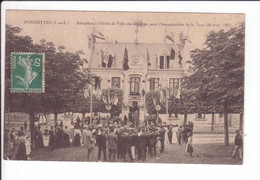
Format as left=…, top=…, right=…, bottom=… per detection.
left=3, top=10, right=244, bottom=165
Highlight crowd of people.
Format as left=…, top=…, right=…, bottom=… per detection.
left=4, top=116, right=195, bottom=161
left=4, top=126, right=32, bottom=160
left=4, top=115, right=244, bottom=162
left=46, top=116, right=194, bottom=162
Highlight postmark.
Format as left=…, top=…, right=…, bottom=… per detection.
left=11, top=52, right=45, bottom=93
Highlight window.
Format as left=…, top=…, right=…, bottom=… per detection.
left=130, top=77, right=140, bottom=95
left=150, top=78, right=159, bottom=91
left=169, top=113, right=178, bottom=119
left=169, top=78, right=179, bottom=96
left=174, top=113, right=178, bottom=118
left=93, top=77, right=101, bottom=90
left=160, top=56, right=164, bottom=69
left=219, top=113, right=224, bottom=118
left=112, top=77, right=120, bottom=88
left=197, top=113, right=205, bottom=119
left=159, top=55, right=170, bottom=69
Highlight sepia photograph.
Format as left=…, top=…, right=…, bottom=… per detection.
left=3, top=10, right=244, bottom=165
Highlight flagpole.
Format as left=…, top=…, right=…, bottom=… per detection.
left=89, top=26, right=95, bottom=124
left=164, top=27, right=169, bottom=123
left=90, top=77, right=93, bottom=124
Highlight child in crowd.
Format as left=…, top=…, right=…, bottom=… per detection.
left=155, top=136, right=161, bottom=159
left=185, top=133, right=193, bottom=157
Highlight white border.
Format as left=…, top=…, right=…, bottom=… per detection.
left=2, top=1, right=260, bottom=180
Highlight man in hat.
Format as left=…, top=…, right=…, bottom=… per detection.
left=48, top=126, right=55, bottom=151
left=96, top=127, right=107, bottom=162
left=121, top=130, right=134, bottom=162
left=10, top=128, right=16, bottom=151
left=232, top=130, right=243, bottom=160
left=83, top=127, right=95, bottom=161
left=107, top=127, right=118, bottom=162
left=159, top=127, right=166, bottom=153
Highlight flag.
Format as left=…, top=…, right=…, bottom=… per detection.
left=101, top=49, right=109, bottom=66
left=152, top=96, right=157, bottom=106
left=178, top=52, right=183, bottom=65
left=95, top=88, right=102, bottom=100
left=165, top=32, right=175, bottom=43
left=147, top=49, right=151, bottom=66
left=92, top=27, right=105, bottom=40
left=94, top=77, right=101, bottom=90
left=159, top=90, right=165, bottom=103
left=173, top=83, right=179, bottom=97
left=170, top=48, right=175, bottom=60
left=142, top=89, right=146, bottom=97
left=179, top=32, right=186, bottom=50
left=107, top=54, right=113, bottom=68
left=123, top=47, right=129, bottom=71
left=83, top=88, right=90, bottom=98
left=107, top=89, right=111, bottom=104
left=114, top=94, right=119, bottom=105
left=102, top=94, right=107, bottom=104
left=176, top=88, right=181, bottom=99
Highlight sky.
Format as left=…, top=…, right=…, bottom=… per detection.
left=6, top=10, right=244, bottom=62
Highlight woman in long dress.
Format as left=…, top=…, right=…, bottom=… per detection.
left=63, top=126, right=71, bottom=147
left=171, top=126, right=178, bottom=144
left=35, top=126, right=44, bottom=149
left=16, top=134, right=27, bottom=160
left=164, top=126, right=170, bottom=145
left=25, top=134, right=31, bottom=159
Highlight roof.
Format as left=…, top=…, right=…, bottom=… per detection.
left=90, top=42, right=184, bottom=71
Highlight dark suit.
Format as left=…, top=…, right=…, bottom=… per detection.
left=121, top=134, right=134, bottom=162
left=96, top=133, right=107, bottom=161
left=159, top=129, right=165, bottom=153
left=107, top=132, right=118, bottom=162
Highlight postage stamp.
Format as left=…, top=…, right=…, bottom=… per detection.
left=11, top=52, right=44, bottom=93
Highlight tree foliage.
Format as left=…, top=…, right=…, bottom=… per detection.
left=5, top=24, right=89, bottom=114
left=181, top=23, right=244, bottom=113
left=5, top=24, right=90, bottom=143
left=181, top=23, right=244, bottom=145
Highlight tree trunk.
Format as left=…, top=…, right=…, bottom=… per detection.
left=239, top=113, right=243, bottom=131
left=228, top=114, right=232, bottom=127
left=224, top=103, right=229, bottom=146
left=184, top=113, right=188, bottom=125
left=29, top=112, right=36, bottom=149
left=54, top=112, right=58, bottom=133
left=211, top=113, right=215, bottom=131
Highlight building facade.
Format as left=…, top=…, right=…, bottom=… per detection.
left=87, top=41, right=187, bottom=123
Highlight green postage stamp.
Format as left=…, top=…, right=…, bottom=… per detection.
left=11, top=53, right=45, bottom=93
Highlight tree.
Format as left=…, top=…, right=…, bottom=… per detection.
left=181, top=23, right=244, bottom=146
left=5, top=25, right=89, bottom=146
